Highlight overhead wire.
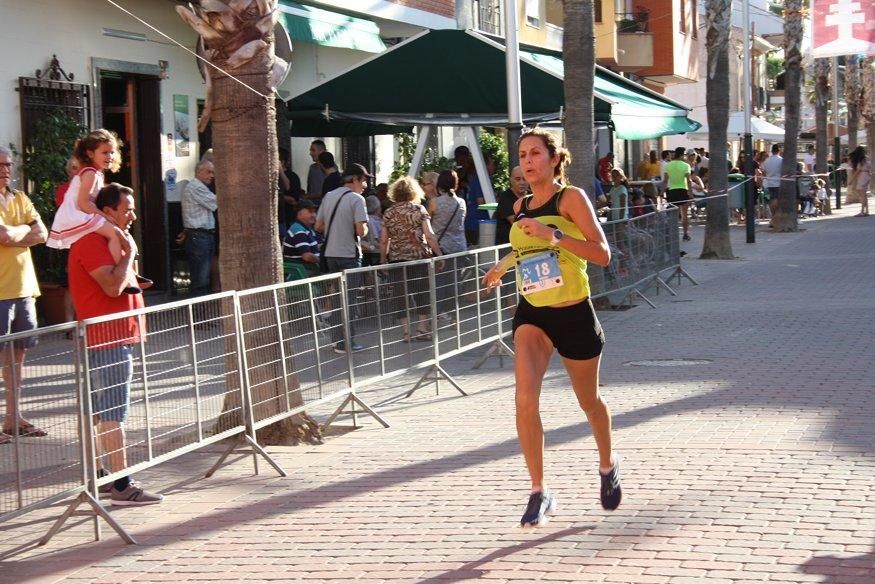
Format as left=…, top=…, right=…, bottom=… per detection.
left=103, top=0, right=274, bottom=101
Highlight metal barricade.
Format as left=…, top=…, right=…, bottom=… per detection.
left=434, top=246, right=515, bottom=369
left=235, top=274, right=388, bottom=432
left=345, top=260, right=437, bottom=385
left=0, top=322, right=85, bottom=527
left=77, top=292, right=251, bottom=484
left=1, top=229, right=696, bottom=549
left=338, top=259, right=456, bottom=400
left=41, top=292, right=275, bottom=545
left=596, top=208, right=690, bottom=307
left=656, top=206, right=698, bottom=287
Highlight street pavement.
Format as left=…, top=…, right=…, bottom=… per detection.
left=2, top=202, right=874, bottom=583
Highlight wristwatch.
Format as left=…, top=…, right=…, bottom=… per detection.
left=549, top=229, right=564, bottom=246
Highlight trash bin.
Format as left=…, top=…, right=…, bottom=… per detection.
left=727, top=173, right=746, bottom=208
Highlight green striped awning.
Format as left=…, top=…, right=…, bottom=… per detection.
left=521, top=51, right=702, bottom=140
left=278, top=1, right=386, bottom=54
left=286, top=30, right=701, bottom=139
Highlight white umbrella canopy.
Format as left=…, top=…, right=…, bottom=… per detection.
left=688, top=111, right=787, bottom=141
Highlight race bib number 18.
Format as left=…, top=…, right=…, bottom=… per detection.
left=518, top=251, right=563, bottom=295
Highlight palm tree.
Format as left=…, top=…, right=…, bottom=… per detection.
left=700, top=0, right=733, bottom=259
left=562, top=0, right=595, bottom=195
left=808, top=58, right=832, bottom=215
left=813, top=57, right=831, bottom=214
left=772, top=0, right=803, bottom=232
left=563, top=0, right=606, bottom=298
left=844, top=56, right=861, bottom=151
left=864, top=57, right=875, bottom=164
left=177, top=0, right=320, bottom=445
left=176, top=0, right=283, bottom=290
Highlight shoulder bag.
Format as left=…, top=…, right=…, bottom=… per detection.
left=319, top=190, right=353, bottom=273
left=435, top=199, right=461, bottom=253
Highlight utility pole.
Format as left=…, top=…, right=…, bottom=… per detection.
left=832, top=56, right=841, bottom=209
left=505, top=0, right=523, bottom=167
left=742, top=0, right=755, bottom=243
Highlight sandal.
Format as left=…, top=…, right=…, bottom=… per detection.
left=413, top=330, right=433, bottom=341
left=3, top=423, right=48, bottom=437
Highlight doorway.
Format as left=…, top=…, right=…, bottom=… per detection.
left=95, top=61, right=167, bottom=291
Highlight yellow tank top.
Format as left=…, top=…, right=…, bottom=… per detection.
left=509, top=186, right=590, bottom=307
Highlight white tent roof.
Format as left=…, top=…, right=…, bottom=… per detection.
left=688, top=111, right=786, bottom=141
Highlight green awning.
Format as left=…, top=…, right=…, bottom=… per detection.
left=521, top=51, right=702, bottom=140
left=286, top=29, right=700, bottom=139
left=278, top=1, right=385, bottom=54
left=290, top=112, right=411, bottom=137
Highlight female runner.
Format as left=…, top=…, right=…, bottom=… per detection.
left=483, top=129, right=621, bottom=527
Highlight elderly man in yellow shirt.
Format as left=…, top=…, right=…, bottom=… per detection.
left=0, top=146, right=48, bottom=443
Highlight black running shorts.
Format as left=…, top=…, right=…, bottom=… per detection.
left=512, top=296, right=605, bottom=360
left=667, top=188, right=692, bottom=204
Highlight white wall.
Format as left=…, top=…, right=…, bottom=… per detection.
left=1, top=2, right=439, bottom=198
left=0, top=0, right=206, bottom=190
left=729, top=0, right=784, bottom=36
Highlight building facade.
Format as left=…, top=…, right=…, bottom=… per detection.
left=1, top=0, right=454, bottom=295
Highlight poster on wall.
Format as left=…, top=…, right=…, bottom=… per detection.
left=173, top=95, right=191, bottom=157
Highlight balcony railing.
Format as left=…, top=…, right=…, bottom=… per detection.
left=616, top=10, right=650, bottom=33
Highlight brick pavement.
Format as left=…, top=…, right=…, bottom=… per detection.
left=2, top=204, right=874, bottom=584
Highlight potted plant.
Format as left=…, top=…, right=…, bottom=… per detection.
left=13, top=113, right=86, bottom=324
left=617, top=18, right=640, bottom=33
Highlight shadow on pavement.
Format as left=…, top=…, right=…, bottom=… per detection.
left=4, top=214, right=874, bottom=578
left=801, top=544, right=875, bottom=583
left=4, top=366, right=870, bottom=576
left=417, top=526, right=595, bottom=583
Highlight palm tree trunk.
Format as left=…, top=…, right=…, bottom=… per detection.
left=813, top=58, right=831, bottom=214
left=862, top=57, right=875, bottom=166
left=773, top=0, right=803, bottom=232
left=844, top=56, right=861, bottom=151
left=178, top=1, right=320, bottom=445
left=813, top=59, right=829, bottom=171
left=564, top=0, right=606, bottom=301
left=211, top=52, right=281, bottom=291
left=700, top=0, right=733, bottom=259
left=563, top=0, right=595, bottom=196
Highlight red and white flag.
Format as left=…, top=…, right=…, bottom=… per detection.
left=810, top=0, right=875, bottom=58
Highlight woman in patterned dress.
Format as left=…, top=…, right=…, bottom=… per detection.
left=380, top=177, right=443, bottom=341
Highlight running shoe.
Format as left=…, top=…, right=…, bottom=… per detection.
left=520, top=490, right=557, bottom=527
left=599, top=458, right=622, bottom=510
left=333, top=341, right=364, bottom=354
left=110, top=483, right=164, bottom=506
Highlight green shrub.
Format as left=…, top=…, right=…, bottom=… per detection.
left=390, top=128, right=510, bottom=192
left=11, top=113, right=86, bottom=283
